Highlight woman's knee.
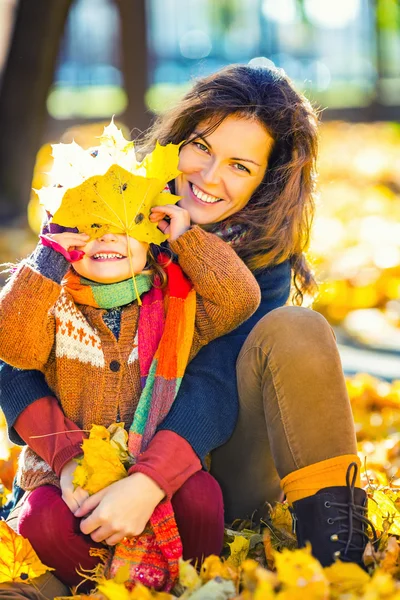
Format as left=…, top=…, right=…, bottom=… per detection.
left=240, top=307, right=335, bottom=359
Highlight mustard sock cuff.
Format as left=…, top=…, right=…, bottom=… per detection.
left=281, top=454, right=361, bottom=506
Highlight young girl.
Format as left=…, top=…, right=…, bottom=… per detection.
left=0, top=144, right=260, bottom=593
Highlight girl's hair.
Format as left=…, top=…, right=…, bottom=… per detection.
left=143, top=245, right=172, bottom=288
left=140, top=64, right=319, bottom=304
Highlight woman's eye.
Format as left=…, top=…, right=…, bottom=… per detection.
left=233, top=163, right=250, bottom=173
left=193, top=141, right=209, bottom=153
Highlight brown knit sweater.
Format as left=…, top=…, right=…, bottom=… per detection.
left=0, top=226, right=260, bottom=491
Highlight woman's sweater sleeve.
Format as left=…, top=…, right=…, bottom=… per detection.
left=169, top=226, right=261, bottom=350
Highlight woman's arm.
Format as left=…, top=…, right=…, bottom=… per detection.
left=0, top=362, right=55, bottom=444
left=169, top=226, right=261, bottom=351
left=157, top=261, right=292, bottom=461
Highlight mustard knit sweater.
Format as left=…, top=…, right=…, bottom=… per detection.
left=0, top=226, right=260, bottom=490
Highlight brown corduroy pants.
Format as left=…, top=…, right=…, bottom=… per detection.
left=210, top=306, right=358, bottom=522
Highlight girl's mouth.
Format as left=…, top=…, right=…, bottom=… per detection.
left=91, top=253, right=126, bottom=261
left=189, top=182, right=223, bottom=205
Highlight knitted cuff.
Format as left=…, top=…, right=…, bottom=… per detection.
left=53, top=445, right=84, bottom=478
left=25, top=244, right=70, bottom=283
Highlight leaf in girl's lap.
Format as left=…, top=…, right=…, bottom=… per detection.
left=73, top=424, right=128, bottom=495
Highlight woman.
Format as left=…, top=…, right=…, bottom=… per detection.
left=0, top=64, right=371, bottom=598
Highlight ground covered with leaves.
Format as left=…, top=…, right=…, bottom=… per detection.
left=0, top=373, right=400, bottom=598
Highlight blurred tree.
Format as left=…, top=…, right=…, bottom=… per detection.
left=0, top=0, right=73, bottom=222
left=0, top=0, right=149, bottom=222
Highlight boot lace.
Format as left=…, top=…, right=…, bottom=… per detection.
left=324, top=462, right=377, bottom=560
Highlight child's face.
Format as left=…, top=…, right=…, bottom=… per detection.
left=73, top=233, right=149, bottom=283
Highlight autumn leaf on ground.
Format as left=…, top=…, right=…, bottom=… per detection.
left=38, top=120, right=181, bottom=245
left=200, top=555, right=237, bottom=584
left=226, top=535, right=250, bottom=568
left=368, top=489, right=400, bottom=535
left=240, top=558, right=277, bottom=599
left=324, top=561, right=369, bottom=596
left=179, top=558, right=201, bottom=594
left=73, top=424, right=128, bottom=495
left=0, top=521, right=53, bottom=583
left=274, top=545, right=329, bottom=600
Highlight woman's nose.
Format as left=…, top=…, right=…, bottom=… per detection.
left=201, top=158, right=221, bottom=185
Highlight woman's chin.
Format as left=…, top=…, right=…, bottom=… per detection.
left=179, top=196, right=224, bottom=225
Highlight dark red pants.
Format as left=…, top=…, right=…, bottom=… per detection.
left=18, top=471, right=224, bottom=589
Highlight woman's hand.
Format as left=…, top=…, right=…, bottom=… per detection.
left=150, top=204, right=191, bottom=241
left=60, top=458, right=89, bottom=513
left=74, top=472, right=166, bottom=546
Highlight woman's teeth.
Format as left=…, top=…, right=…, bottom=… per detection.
left=92, top=253, right=125, bottom=260
left=191, top=183, right=221, bottom=204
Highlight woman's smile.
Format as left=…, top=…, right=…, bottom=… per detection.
left=188, top=182, right=223, bottom=205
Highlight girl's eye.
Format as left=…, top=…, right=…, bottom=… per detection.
left=233, top=163, right=250, bottom=173
left=192, top=141, right=209, bottom=153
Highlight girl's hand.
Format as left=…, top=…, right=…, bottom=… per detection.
left=43, top=232, right=89, bottom=253
left=40, top=231, right=90, bottom=263
left=75, top=472, right=165, bottom=546
left=150, top=204, right=191, bottom=241
left=60, top=458, right=89, bottom=513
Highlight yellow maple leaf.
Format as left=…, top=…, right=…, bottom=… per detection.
left=200, top=555, right=237, bottom=583
left=226, top=535, right=250, bottom=568
left=179, top=558, right=201, bottom=592
left=0, top=521, right=53, bottom=583
left=368, top=490, right=400, bottom=535
left=73, top=424, right=127, bottom=495
left=324, top=561, right=369, bottom=595
left=274, top=545, right=329, bottom=599
left=38, top=121, right=181, bottom=245
left=96, top=578, right=131, bottom=600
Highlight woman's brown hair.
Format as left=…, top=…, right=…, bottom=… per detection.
left=140, top=64, right=319, bottom=304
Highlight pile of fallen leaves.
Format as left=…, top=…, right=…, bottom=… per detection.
left=0, top=373, right=400, bottom=598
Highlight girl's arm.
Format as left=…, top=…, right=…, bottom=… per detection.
left=169, top=225, right=261, bottom=351
left=0, top=235, right=87, bottom=371
left=14, top=396, right=86, bottom=475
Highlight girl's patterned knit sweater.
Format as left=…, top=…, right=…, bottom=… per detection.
left=0, top=226, right=260, bottom=491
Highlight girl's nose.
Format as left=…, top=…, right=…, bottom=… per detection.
left=99, top=232, right=118, bottom=242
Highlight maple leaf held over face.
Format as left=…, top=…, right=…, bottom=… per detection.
left=37, top=119, right=182, bottom=245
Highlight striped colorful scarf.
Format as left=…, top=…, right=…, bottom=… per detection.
left=64, top=255, right=196, bottom=591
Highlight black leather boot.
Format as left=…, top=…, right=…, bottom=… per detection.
left=291, top=462, right=377, bottom=567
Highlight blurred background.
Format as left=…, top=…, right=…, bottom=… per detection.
left=0, top=0, right=400, bottom=380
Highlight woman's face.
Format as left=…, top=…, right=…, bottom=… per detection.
left=73, top=233, right=149, bottom=283
left=175, top=115, right=274, bottom=225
